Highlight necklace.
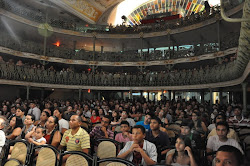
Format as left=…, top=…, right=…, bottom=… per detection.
left=46, top=128, right=54, bottom=135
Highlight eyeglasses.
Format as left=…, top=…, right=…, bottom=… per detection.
left=101, top=120, right=109, bottom=124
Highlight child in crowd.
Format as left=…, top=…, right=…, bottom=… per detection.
left=115, top=120, right=132, bottom=143
left=25, top=126, right=46, bottom=146
left=117, top=125, right=157, bottom=166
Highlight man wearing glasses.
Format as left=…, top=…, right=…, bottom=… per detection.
left=90, top=115, right=114, bottom=140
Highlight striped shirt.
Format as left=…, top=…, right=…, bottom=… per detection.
left=228, top=116, right=250, bottom=132
left=89, top=125, right=114, bottom=140
left=60, top=128, right=90, bottom=151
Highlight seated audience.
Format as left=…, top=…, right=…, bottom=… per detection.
left=15, top=106, right=26, bottom=123
left=120, top=110, right=136, bottom=127
left=16, top=114, right=35, bottom=140
left=158, top=109, right=166, bottom=123
left=146, top=116, right=170, bottom=162
left=53, top=108, right=69, bottom=134
left=90, top=109, right=101, bottom=124
left=28, top=102, right=41, bottom=121
left=166, top=135, right=197, bottom=166
left=118, top=125, right=157, bottom=166
left=59, top=115, right=90, bottom=153
left=206, top=121, right=244, bottom=162
left=136, top=112, right=153, bottom=132
left=191, top=111, right=207, bottom=136
left=6, top=116, right=23, bottom=140
left=44, top=116, right=61, bottom=148
left=64, top=106, right=76, bottom=121
left=0, top=116, right=6, bottom=153
left=215, top=145, right=243, bottom=166
left=129, top=106, right=142, bottom=122
left=228, top=106, right=250, bottom=133
left=207, top=113, right=239, bottom=142
left=111, top=110, right=120, bottom=125
left=34, top=110, right=49, bottom=127
left=25, top=126, right=46, bottom=145
left=8, top=105, right=16, bottom=121
left=90, top=115, right=114, bottom=140
left=180, top=120, right=202, bottom=149
left=115, top=120, right=132, bottom=143
left=0, top=105, right=10, bottom=119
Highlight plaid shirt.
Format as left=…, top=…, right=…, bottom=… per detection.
left=89, top=125, right=114, bottom=140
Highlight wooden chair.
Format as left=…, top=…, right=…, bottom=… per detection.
left=59, top=151, right=94, bottom=166
left=34, top=145, right=59, bottom=166
left=3, top=159, right=22, bottom=166
left=8, top=140, right=32, bottom=166
left=95, top=157, right=135, bottom=166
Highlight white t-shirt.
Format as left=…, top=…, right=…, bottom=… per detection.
left=32, top=136, right=46, bottom=143
left=0, top=130, right=6, bottom=153
left=59, top=118, right=69, bottom=132
left=207, top=135, right=244, bottom=154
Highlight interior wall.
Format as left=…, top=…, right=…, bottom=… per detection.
left=0, top=85, right=20, bottom=101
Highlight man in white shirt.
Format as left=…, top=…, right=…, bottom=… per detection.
left=118, top=125, right=157, bottom=166
left=206, top=121, right=243, bottom=162
left=28, top=102, right=41, bottom=121
left=121, top=110, right=136, bottom=127
left=53, top=108, right=69, bottom=134
left=0, top=116, right=6, bottom=153
left=83, top=105, right=91, bottom=118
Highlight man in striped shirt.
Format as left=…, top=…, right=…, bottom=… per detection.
left=59, top=115, right=90, bottom=154
left=227, top=106, right=250, bottom=133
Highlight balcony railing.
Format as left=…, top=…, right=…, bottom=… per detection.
left=0, top=60, right=239, bottom=87
left=0, top=32, right=239, bottom=63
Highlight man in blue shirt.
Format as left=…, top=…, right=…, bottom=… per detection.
left=136, top=112, right=154, bottom=132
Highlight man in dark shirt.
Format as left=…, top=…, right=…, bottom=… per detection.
left=145, top=116, right=170, bottom=162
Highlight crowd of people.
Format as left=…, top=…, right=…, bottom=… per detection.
left=0, top=53, right=238, bottom=87
left=0, top=98, right=249, bottom=165
left=0, top=29, right=239, bottom=62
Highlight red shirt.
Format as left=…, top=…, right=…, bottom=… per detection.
left=90, top=116, right=101, bottom=123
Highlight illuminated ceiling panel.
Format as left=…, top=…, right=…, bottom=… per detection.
left=127, top=0, right=207, bottom=25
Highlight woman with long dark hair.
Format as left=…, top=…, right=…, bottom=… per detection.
left=34, top=110, right=49, bottom=127
left=6, top=116, right=23, bottom=140
left=44, top=116, right=61, bottom=148
left=90, top=109, right=101, bottom=124
left=191, top=111, right=207, bottom=137
left=166, top=135, right=197, bottom=166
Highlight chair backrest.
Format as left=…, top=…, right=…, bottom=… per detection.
left=36, top=147, right=57, bottom=166
left=96, top=157, right=135, bottom=166
left=4, top=159, right=22, bottom=166
left=97, top=141, right=116, bottom=159
left=65, top=154, right=88, bottom=166
left=10, top=142, right=27, bottom=165
left=165, top=129, right=175, bottom=138
left=167, top=124, right=181, bottom=134
left=106, top=162, right=127, bottom=166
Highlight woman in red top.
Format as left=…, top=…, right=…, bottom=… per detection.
left=90, top=109, right=101, bottom=124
